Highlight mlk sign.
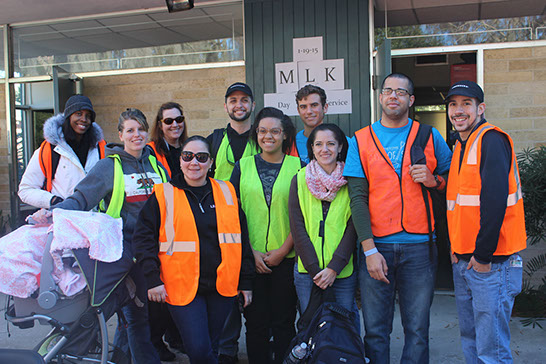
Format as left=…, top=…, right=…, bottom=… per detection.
left=264, top=36, right=352, bottom=116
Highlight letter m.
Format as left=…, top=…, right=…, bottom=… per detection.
left=279, top=70, right=294, bottom=84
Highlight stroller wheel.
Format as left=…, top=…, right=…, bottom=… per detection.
left=36, top=333, right=62, bottom=356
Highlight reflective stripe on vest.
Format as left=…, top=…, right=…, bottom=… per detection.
left=296, top=168, right=353, bottom=278
left=354, top=121, right=438, bottom=237
left=239, top=155, right=301, bottom=256
left=156, top=179, right=242, bottom=306
left=446, top=122, right=527, bottom=255
left=148, top=141, right=172, bottom=177
left=214, top=133, right=258, bottom=181
left=446, top=128, right=524, bottom=212
left=101, top=154, right=167, bottom=219
left=39, top=139, right=107, bottom=192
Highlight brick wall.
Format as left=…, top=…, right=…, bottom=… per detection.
left=84, top=66, right=246, bottom=142
left=484, top=46, right=546, bottom=287
left=484, top=46, right=546, bottom=151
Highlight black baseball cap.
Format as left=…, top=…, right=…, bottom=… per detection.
left=445, top=80, right=484, bottom=103
left=225, top=82, right=253, bottom=100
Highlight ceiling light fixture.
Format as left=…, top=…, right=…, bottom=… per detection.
left=166, top=0, right=194, bottom=12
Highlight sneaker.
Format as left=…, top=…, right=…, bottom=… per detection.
left=218, top=354, right=238, bottom=364
left=167, top=339, right=186, bottom=353
left=156, top=344, right=176, bottom=362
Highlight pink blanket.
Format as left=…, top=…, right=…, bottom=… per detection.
left=0, top=210, right=123, bottom=298
left=0, top=225, right=48, bottom=298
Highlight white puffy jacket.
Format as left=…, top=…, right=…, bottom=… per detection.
left=18, top=114, right=105, bottom=209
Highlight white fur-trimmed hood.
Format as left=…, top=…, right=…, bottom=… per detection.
left=42, top=113, right=104, bottom=147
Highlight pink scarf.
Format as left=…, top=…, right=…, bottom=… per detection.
left=305, top=160, right=347, bottom=202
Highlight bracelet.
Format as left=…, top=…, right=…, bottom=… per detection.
left=364, top=247, right=378, bottom=257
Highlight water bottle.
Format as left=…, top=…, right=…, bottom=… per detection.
left=285, top=342, right=308, bottom=363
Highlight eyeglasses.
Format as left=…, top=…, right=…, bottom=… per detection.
left=257, top=127, right=283, bottom=136
left=162, top=115, right=185, bottom=125
left=181, top=151, right=210, bottom=163
left=381, top=88, right=411, bottom=97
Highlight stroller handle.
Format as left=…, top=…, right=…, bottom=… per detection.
left=26, top=216, right=53, bottom=225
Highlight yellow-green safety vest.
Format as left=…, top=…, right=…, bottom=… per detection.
left=239, top=155, right=301, bottom=257
left=100, top=154, right=167, bottom=218
left=296, top=168, right=353, bottom=278
left=214, top=132, right=258, bottom=181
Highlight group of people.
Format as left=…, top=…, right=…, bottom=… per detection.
left=20, top=74, right=526, bottom=364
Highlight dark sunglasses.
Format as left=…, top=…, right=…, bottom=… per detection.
left=181, top=151, right=210, bottom=163
left=162, top=115, right=185, bottom=125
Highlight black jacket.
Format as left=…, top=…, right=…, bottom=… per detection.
left=133, top=174, right=255, bottom=295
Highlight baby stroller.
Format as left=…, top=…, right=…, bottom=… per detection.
left=2, top=214, right=134, bottom=364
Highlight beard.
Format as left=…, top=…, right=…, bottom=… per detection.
left=228, top=109, right=252, bottom=122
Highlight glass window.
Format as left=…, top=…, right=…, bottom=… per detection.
left=12, top=4, right=243, bottom=77
left=14, top=82, right=54, bottom=183
left=376, top=15, right=546, bottom=50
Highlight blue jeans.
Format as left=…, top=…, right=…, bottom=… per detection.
left=452, top=254, right=522, bottom=364
left=169, top=293, right=234, bottom=364
left=113, top=299, right=161, bottom=364
left=293, top=263, right=360, bottom=331
left=359, top=242, right=437, bottom=364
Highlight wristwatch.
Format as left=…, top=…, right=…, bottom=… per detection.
left=433, top=175, right=443, bottom=189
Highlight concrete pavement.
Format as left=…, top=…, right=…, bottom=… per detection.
left=1, top=293, right=545, bottom=363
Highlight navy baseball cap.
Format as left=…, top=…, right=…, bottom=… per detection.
left=445, top=80, right=484, bottom=103
left=225, top=82, right=253, bottom=100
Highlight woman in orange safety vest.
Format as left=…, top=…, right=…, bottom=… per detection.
left=133, top=135, right=255, bottom=364
left=147, top=102, right=188, bottom=179
left=146, top=101, right=189, bottom=359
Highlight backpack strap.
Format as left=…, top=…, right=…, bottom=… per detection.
left=410, top=123, right=434, bottom=247
left=211, top=128, right=226, bottom=159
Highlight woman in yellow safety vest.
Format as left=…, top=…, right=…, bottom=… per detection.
left=229, top=107, right=302, bottom=364
left=133, top=135, right=255, bottom=364
left=30, top=108, right=168, bottom=364
left=147, top=102, right=188, bottom=179
left=288, top=123, right=358, bottom=317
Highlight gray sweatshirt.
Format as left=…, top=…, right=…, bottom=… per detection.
left=52, top=143, right=167, bottom=254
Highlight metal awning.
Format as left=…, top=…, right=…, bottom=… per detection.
left=374, top=0, right=546, bottom=27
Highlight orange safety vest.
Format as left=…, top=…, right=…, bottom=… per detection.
left=354, top=121, right=437, bottom=237
left=155, top=179, right=242, bottom=306
left=39, top=139, right=106, bottom=192
left=148, top=141, right=172, bottom=177
left=446, top=122, right=527, bottom=255
left=288, top=140, right=299, bottom=158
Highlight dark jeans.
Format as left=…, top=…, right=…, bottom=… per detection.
left=244, top=258, right=297, bottom=364
left=113, top=266, right=161, bottom=364
left=169, top=293, right=234, bottom=364
left=148, top=301, right=182, bottom=349
left=113, top=299, right=161, bottom=364
left=218, top=299, right=242, bottom=357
